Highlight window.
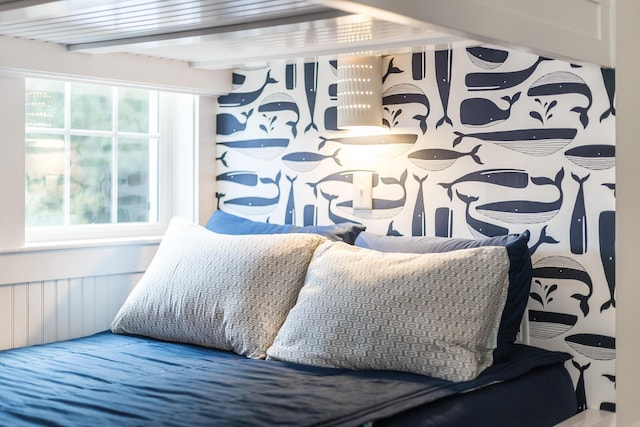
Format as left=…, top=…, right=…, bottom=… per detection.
left=25, top=78, right=162, bottom=239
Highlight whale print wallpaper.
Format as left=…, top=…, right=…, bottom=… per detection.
left=215, top=45, right=616, bottom=411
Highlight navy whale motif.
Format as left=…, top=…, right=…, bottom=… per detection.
left=217, top=138, right=289, bottom=160
left=282, top=149, right=341, bottom=172
left=600, top=67, right=616, bottom=122
left=285, top=175, right=297, bottom=225
left=383, top=57, right=403, bottom=83
left=321, top=190, right=358, bottom=225
left=456, top=190, right=509, bottom=239
left=412, top=174, right=428, bottom=236
left=465, top=57, right=551, bottom=91
left=337, top=170, right=408, bottom=220
left=438, top=168, right=529, bottom=201
left=216, top=109, right=253, bottom=136
left=533, top=255, right=593, bottom=317
left=528, top=71, right=593, bottom=128
left=476, top=168, right=565, bottom=224
left=218, top=70, right=278, bottom=107
left=383, top=83, right=430, bottom=134
left=453, top=128, right=577, bottom=156
left=306, top=170, right=380, bottom=198
left=570, top=173, right=590, bottom=255
left=572, top=360, right=590, bottom=412
left=565, top=144, right=615, bottom=170
left=466, top=46, right=509, bottom=69
left=435, top=49, right=453, bottom=128
left=224, top=171, right=282, bottom=216
left=529, top=225, right=559, bottom=256
left=216, top=171, right=258, bottom=186
left=304, top=62, right=319, bottom=133
left=408, top=145, right=482, bottom=172
left=566, top=334, right=616, bottom=361
left=460, top=92, right=520, bottom=127
left=258, top=93, right=300, bottom=138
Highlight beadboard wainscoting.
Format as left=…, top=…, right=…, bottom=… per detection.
left=0, top=240, right=159, bottom=350
left=0, top=273, right=141, bottom=350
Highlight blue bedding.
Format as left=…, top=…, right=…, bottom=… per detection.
left=0, top=332, right=574, bottom=426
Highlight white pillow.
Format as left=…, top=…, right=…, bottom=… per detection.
left=111, top=217, right=326, bottom=359
left=267, top=241, right=510, bottom=382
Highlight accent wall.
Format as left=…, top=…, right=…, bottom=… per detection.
left=215, top=45, right=616, bottom=411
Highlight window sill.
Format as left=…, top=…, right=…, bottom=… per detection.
left=0, top=235, right=163, bottom=256
left=0, top=236, right=161, bottom=286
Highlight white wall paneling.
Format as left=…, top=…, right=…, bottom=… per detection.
left=0, top=273, right=142, bottom=351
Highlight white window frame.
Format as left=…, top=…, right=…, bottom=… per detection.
left=23, top=80, right=179, bottom=243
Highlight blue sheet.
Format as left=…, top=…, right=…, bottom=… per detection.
left=0, top=332, right=572, bottom=426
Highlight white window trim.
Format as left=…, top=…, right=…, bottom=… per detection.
left=0, top=74, right=204, bottom=249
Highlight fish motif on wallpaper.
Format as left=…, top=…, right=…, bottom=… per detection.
left=460, top=93, right=520, bottom=127
left=438, top=168, right=529, bottom=201
left=223, top=171, right=282, bottom=216
left=218, top=70, right=278, bottom=107
left=465, top=57, right=551, bottom=91
left=282, top=149, right=342, bottom=172
left=453, top=128, right=577, bottom=157
left=475, top=168, right=564, bottom=225
left=408, top=145, right=482, bottom=172
left=217, top=138, right=290, bottom=160
left=217, top=152, right=228, bottom=168
left=383, top=83, right=430, bottom=134
left=216, top=109, right=253, bottom=136
left=565, top=145, right=615, bottom=170
left=435, top=49, right=453, bottom=128
left=532, top=255, right=593, bottom=317
left=337, top=170, right=408, bottom=220
left=258, top=93, right=300, bottom=138
left=465, top=46, right=509, bottom=69
left=527, top=71, right=593, bottom=129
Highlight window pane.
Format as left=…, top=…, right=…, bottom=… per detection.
left=70, top=135, right=112, bottom=224
left=70, top=83, right=112, bottom=131
left=25, top=134, right=65, bottom=226
left=25, top=79, right=65, bottom=129
left=118, top=138, right=152, bottom=223
left=119, top=89, right=156, bottom=133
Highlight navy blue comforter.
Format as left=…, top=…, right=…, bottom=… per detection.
left=0, top=332, right=570, bottom=426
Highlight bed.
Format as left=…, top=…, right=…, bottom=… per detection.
left=0, top=213, right=578, bottom=426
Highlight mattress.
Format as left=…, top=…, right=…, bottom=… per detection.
left=0, top=332, right=576, bottom=426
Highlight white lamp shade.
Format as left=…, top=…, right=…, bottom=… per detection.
left=337, top=55, right=383, bottom=129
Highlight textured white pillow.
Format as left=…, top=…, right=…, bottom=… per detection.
left=111, top=217, right=326, bottom=358
left=267, top=241, right=510, bottom=382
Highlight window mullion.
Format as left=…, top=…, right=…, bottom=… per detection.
left=64, top=82, right=71, bottom=227
left=112, top=87, right=118, bottom=225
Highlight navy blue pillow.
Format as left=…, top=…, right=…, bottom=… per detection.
left=205, top=210, right=366, bottom=245
left=354, top=231, right=532, bottom=360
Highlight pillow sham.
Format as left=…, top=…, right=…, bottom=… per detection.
left=205, top=210, right=365, bottom=244
left=354, top=231, right=532, bottom=360
left=267, top=241, right=510, bottom=382
left=111, top=217, right=326, bottom=359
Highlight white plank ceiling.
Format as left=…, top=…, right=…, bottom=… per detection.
left=0, top=0, right=469, bottom=69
